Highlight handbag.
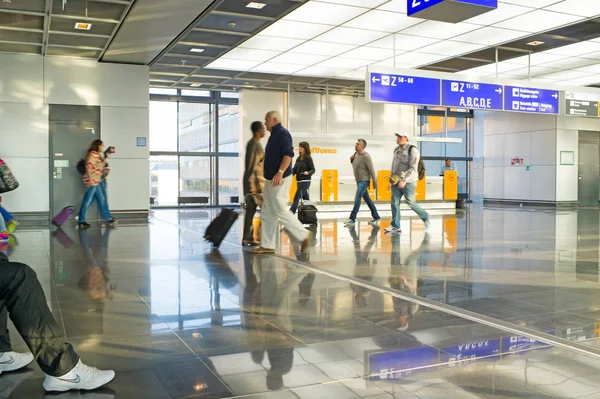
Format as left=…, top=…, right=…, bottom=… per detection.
left=0, top=161, right=19, bottom=194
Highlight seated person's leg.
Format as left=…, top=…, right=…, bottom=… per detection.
left=0, top=261, right=115, bottom=392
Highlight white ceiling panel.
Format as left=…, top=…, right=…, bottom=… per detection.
left=494, top=9, right=583, bottom=32
left=545, top=41, right=600, bottom=57
left=395, top=51, right=450, bottom=67
left=344, top=10, right=423, bottom=33
left=320, top=0, right=388, bottom=7
left=503, top=66, right=561, bottom=78
left=318, top=57, right=371, bottom=69
left=451, top=26, right=528, bottom=45
left=419, top=40, right=485, bottom=56
left=342, top=46, right=394, bottom=61
left=240, top=36, right=305, bottom=52
left=295, top=65, right=351, bottom=77
left=539, top=69, right=595, bottom=81
left=316, top=27, right=388, bottom=46
left=390, top=34, right=440, bottom=51
left=466, top=3, right=533, bottom=25
left=258, top=20, right=332, bottom=40
left=205, top=59, right=261, bottom=71
left=539, top=56, right=600, bottom=69
left=269, top=52, right=329, bottom=66
left=223, top=48, right=280, bottom=62
left=510, top=53, right=568, bottom=66
left=574, top=63, right=600, bottom=74
left=283, top=1, right=368, bottom=25
left=377, top=0, right=408, bottom=13
left=399, top=20, right=480, bottom=39
left=499, top=0, right=563, bottom=7
left=545, top=0, right=600, bottom=17
left=337, top=68, right=368, bottom=80
left=252, top=62, right=306, bottom=74
left=291, top=40, right=357, bottom=57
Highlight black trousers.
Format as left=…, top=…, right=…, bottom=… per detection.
left=243, top=195, right=258, bottom=242
left=0, top=261, right=79, bottom=376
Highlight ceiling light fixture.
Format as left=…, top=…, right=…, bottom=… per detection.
left=74, top=22, right=92, bottom=30
left=190, top=83, right=201, bottom=87
left=190, top=48, right=205, bottom=53
left=527, top=41, right=545, bottom=46
left=246, top=2, right=266, bottom=9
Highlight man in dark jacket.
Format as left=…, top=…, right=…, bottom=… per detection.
left=242, top=121, right=266, bottom=246
left=253, top=111, right=311, bottom=254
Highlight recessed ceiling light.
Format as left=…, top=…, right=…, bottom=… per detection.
left=190, top=83, right=201, bottom=87
left=246, top=2, right=266, bottom=9
left=527, top=41, right=545, bottom=46
left=74, top=22, right=92, bottom=30
left=190, top=48, right=205, bottom=53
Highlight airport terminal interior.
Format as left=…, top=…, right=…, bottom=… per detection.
left=4, top=0, right=600, bottom=398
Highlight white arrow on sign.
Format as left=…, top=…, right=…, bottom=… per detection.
left=552, top=93, right=558, bottom=99
left=495, top=88, right=502, bottom=94
left=372, top=76, right=380, bottom=84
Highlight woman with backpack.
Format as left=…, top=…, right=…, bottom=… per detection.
left=289, top=142, right=315, bottom=214
left=77, top=140, right=117, bottom=229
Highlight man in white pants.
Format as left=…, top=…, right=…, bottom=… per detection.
left=253, top=111, right=312, bottom=254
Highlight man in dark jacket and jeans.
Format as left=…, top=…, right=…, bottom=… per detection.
left=253, top=111, right=311, bottom=254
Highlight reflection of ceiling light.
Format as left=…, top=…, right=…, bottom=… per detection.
left=527, top=41, right=544, bottom=46
left=74, top=22, right=92, bottom=30
left=190, top=83, right=201, bottom=87
left=190, top=48, right=204, bottom=53
left=246, top=2, right=266, bottom=9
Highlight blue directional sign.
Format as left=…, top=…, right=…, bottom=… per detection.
left=369, top=72, right=441, bottom=106
left=442, top=79, right=503, bottom=110
left=504, top=86, right=560, bottom=115
left=439, top=338, right=501, bottom=365
left=368, top=346, right=439, bottom=381
left=408, top=0, right=497, bottom=22
left=407, top=0, right=445, bottom=16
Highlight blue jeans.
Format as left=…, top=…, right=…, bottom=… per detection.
left=0, top=206, right=13, bottom=223
left=78, top=184, right=111, bottom=223
left=290, top=180, right=311, bottom=214
left=0, top=212, right=6, bottom=232
left=391, top=182, right=429, bottom=229
left=350, top=180, right=380, bottom=221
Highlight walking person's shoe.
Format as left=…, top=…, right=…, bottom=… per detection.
left=6, top=220, right=18, bottom=234
left=385, top=226, right=402, bottom=234
left=106, top=218, right=118, bottom=228
left=301, top=231, right=313, bottom=252
left=369, top=218, right=380, bottom=225
left=0, top=231, right=8, bottom=242
left=253, top=247, right=275, bottom=254
left=343, top=219, right=356, bottom=227
left=78, top=222, right=91, bottom=230
left=242, top=240, right=260, bottom=247
left=424, top=219, right=430, bottom=231
left=0, top=351, right=34, bottom=374
left=42, top=360, right=115, bottom=392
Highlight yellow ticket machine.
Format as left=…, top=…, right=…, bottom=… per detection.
left=443, top=170, right=458, bottom=200
left=321, top=170, right=338, bottom=202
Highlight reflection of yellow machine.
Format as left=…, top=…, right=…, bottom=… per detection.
left=321, top=169, right=338, bottom=202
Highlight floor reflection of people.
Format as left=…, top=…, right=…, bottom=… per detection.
left=349, top=225, right=379, bottom=308
left=78, top=227, right=113, bottom=304
left=389, top=232, right=429, bottom=331
left=241, top=251, right=309, bottom=390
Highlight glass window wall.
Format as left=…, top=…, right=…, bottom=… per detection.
left=149, top=90, right=239, bottom=207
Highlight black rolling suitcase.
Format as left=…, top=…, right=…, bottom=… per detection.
left=204, top=208, right=239, bottom=248
left=298, top=200, right=318, bottom=225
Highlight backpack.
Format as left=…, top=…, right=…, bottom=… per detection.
left=409, top=145, right=426, bottom=180
left=76, top=159, right=86, bottom=175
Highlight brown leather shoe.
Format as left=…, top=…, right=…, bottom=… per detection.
left=253, top=246, right=275, bottom=254
left=301, top=231, right=313, bottom=252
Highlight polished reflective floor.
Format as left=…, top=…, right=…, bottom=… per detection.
left=4, top=206, right=600, bottom=398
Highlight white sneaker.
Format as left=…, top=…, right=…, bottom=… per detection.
left=344, top=219, right=356, bottom=226
left=43, top=360, right=115, bottom=392
left=385, top=226, right=402, bottom=233
left=0, top=351, right=34, bottom=373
